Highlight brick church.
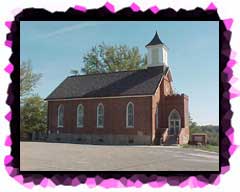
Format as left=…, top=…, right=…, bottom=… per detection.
left=45, top=32, right=189, bottom=145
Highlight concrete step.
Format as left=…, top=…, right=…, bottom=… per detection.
left=165, top=135, right=178, bottom=145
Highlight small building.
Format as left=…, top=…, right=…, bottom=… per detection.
left=45, top=32, right=190, bottom=145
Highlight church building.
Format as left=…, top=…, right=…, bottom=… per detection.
left=45, top=32, right=189, bottom=145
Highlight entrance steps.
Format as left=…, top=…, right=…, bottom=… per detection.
left=164, top=135, right=178, bottom=146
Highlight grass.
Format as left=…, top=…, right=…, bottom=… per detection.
left=181, top=144, right=219, bottom=153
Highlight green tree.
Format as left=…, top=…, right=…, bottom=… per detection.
left=82, top=43, right=147, bottom=74
left=21, top=95, right=47, bottom=137
left=189, top=113, right=198, bottom=134
left=20, top=60, right=42, bottom=99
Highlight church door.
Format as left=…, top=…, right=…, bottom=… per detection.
left=168, top=110, right=181, bottom=135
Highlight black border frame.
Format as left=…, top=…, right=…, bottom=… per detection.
left=6, top=5, right=231, bottom=186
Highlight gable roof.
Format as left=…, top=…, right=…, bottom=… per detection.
left=145, top=32, right=164, bottom=47
left=45, top=66, right=168, bottom=100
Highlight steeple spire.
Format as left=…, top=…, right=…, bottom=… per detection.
left=145, top=31, right=164, bottom=47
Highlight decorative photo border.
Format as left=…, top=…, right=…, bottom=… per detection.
left=4, top=2, right=237, bottom=188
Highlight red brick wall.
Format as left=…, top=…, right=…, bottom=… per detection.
left=151, top=86, right=161, bottom=143
left=48, top=96, right=152, bottom=137
left=165, top=94, right=189, bottom=144
left=163, top=94, right=188, bottom=128
left=158, top=75, right=173, bottom=129
left=151, top=71, right=189, bottom=144
left=47, top=71, right=189, bottom=145
left=151, top=73, right=173, bottom=143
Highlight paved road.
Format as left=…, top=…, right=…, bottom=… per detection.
left=20, top=142, right=219, bottom=171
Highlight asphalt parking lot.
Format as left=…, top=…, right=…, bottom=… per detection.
left=20, top=142, right=219, bottom=171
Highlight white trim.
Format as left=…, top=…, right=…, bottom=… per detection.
left=166, top=68, right=173, bottom=82
left=156, top=105, right=159, bottom=129
left=46, top=94, right=152, bottom=101
left=57, top=104, right=64, bottom=128
left=97, top=103, right=104, bottom=128
left=146, top=44, right=166, bottom=49
left=146, top=44, right=168, bottom=51
left=126, top=102, right=134, bottom=128
left=168, top=109, right=181, bottom=135
left=77, top=104, right=84, bottom=128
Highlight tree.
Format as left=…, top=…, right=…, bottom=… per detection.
left=21, top=95, right=47, bottom=138
left=20, top=60, right=42, bottom=99
left=189, top=113, right=198, bottom=134
left=82, top=43, right=147, bottom=74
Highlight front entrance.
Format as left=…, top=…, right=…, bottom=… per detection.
left=169, top=120, right=180, bottom=135
left=168, top=109, right=181, bottom=136
left=165, top=109, right=181, bottom=145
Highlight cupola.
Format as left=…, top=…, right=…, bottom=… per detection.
left=145, top=32, right=168, bottom=67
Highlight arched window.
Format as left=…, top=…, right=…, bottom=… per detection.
left=156, top=105, right=159, bottom=129
left=168, top=109, right=181, bottom=135
left=97, top=103, right=104, bottom=128
left=126, top=102, right=134, bottom=128
left=57, top=104, right=64, bottom=128
left=77, top=104, right=84, bottom=128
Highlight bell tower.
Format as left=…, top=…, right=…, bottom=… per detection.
left=145, top=32, right=168, bottom=68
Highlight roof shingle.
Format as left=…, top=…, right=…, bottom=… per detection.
left=45, top=66, right=168, bottom=100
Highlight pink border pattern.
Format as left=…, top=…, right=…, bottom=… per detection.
left=4, top=2, right=240, bottom=189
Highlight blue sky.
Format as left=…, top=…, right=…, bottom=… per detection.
left=20, top=21, right=219, bottom=125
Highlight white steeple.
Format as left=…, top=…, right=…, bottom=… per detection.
left=145, top=32, right=168, bottom=68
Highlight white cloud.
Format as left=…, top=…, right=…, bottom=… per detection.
left=36, top=21, right=104, bottom=40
